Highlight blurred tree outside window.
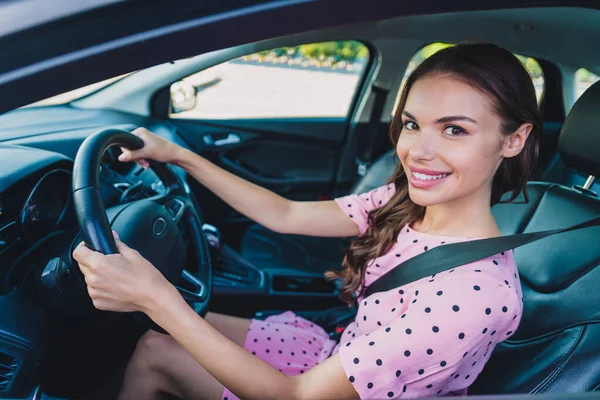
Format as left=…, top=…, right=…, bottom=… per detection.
left=392, top=42, right=545, bottom=115
left=574, top=68, right=599, bottom=100
left=170, top=41, right=370, bottom=119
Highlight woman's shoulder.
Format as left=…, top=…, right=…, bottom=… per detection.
left=412, top=250, right=522, bottom=317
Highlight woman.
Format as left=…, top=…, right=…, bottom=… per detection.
left=73, top=42, right=541, bottom=399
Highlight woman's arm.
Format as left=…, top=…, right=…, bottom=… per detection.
left=73, top=237, right=359, bottom=400
left=122, top=128, right=359, bottom=237
left=148, top=284, right=359, bottom=400
left=172, top=147, right=359, bottom=237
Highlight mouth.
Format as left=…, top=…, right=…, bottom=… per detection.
left=408, top=169, right=452, bottom=189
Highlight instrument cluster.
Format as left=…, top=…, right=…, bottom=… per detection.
left=20, top=170, right=71, bottom=232
left=0, top=169, right=72, bottom=255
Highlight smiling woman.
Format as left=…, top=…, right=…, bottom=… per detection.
left=69, top=42, right=542, bottom=400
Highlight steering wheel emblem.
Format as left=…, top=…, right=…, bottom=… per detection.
left=152, top=217, right=167, bottom=236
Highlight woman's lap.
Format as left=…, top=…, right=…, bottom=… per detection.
left=120, top=312, right=251, bottom=400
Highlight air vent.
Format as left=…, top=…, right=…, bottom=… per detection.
left=0, top=352, right=19, bottom=392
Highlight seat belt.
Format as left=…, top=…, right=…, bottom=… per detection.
left=356, top=80, right=391, bottom=177
left=363, top=214, right=600, bottom=298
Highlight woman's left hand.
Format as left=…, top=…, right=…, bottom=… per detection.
left=72, top=231, right=174, bottom=314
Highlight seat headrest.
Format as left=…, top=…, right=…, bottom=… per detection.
left=558, top=80, right=600, bottom=177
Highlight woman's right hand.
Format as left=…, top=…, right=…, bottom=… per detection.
left=118, top=127, right=184, bottom=169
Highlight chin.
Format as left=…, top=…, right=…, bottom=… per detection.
left=407, top=180, right=465, bottom=206
left=408, top=190, right=445, bottom=207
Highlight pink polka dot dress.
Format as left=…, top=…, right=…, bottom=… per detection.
left=221, top=184, right=523, bottom=399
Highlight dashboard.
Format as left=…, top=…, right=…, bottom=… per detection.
left=0, top=145, right=164, bottom=267
left=0, top=107, right=206, bottom=399
left=0, top=137, right=175, bottom=399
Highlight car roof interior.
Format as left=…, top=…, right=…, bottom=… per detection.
left=56, top=5, right=599, bottom=123
left=1, top=2, right=599, bottom=113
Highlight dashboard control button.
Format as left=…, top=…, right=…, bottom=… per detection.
left=165, top=199, right=184, bottom=219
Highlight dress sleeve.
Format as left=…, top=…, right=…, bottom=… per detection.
left=334, top=183, right=396, bottom=235
left=336, top=270, right=522, bottom=399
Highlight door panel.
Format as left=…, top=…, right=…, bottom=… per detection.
left=166, top=40, right=373, bottom=241
left=171, top=118, right=348, bottom=231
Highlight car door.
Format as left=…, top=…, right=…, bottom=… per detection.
left=167, top=41, right=374, bottom=232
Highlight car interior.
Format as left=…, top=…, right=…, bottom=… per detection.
left=1, top=2, right=600, bottom=399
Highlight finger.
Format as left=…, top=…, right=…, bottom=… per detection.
left=83, top=271, right=100, bottom=287
left=119, top=149, right=145, bottom=163
left=72, top=241, right=94, bottom=263
left=131, top=127, right=150, bottom=137
left=112, top=230, right=132, bottom=255
left=118, top=148, right=131, bottom=162
left=78, top=262, right=91, bottom=277
left=73, top=241, right=105, bottom=272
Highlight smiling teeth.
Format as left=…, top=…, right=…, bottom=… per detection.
left=413, top=172, right=449, bottom=180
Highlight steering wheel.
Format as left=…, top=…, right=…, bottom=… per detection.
left=71, top=128, right=212, bottom=332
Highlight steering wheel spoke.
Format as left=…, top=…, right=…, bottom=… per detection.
left=175, top=270, right=207, bottom=303
left=153, top=195, right=189, bottom=225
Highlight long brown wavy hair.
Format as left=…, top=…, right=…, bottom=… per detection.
left=326, top=42, right=542, bottom=305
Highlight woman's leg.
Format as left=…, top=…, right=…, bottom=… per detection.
left=117, top=312, right=251, bottom=400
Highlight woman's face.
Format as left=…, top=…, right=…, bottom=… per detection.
left=396, top=74, right=526, bottom=209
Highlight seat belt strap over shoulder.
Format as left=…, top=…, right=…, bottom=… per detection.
left=362, top=214, right=600, bottom=299
left=356, top=79, right=391, bottom=176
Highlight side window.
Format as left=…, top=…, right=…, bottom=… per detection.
left=574, top=68, right=599, bottom=101
left=169, top=41, right=370, bottom=120
left=392, top=42, right=545, bottom=114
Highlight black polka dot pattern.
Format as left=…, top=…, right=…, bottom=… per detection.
left=227, top=187, right=523, bottom=400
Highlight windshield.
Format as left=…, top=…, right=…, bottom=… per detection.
left=21, top=72, right=133, bottom=108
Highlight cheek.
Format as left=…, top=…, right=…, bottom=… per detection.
left=451, top=143, right=500, bottom=182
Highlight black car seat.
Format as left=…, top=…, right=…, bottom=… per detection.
left=467, top=81, right=600, bottom=394
left=239, top=150, right=399, bottom=275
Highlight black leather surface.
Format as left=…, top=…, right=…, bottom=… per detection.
left=469, top=183, right=600, bottom=394
left=559, top=80, right=600, bottom=178
left=72, top=129, right=145, bottom=255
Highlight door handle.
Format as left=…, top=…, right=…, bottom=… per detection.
left=203, top=133, right=241, bottom=147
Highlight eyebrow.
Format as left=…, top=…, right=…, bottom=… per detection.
left=402, top=111, right=478, bottom=125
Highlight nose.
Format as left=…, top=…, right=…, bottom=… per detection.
left=407, top=129, right=436, bottom=161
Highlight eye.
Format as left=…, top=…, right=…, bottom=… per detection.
left=443, top=125, right=467, bottom=137
left=403, top=120, right=419, bottom=131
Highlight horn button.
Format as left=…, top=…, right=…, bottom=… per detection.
left=109, top=200, right=186, bottom=283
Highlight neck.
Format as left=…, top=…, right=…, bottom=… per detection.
left=413, top=190, right=501, bottom=239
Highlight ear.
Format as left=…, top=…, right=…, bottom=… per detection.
left=502, top=123, right=533, bottom=158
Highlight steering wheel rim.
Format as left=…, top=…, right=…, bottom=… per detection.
left=72, top=128, right=212, bottom=332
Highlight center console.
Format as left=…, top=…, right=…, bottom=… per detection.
left=212, top=243, right=338, bottom=297
left=204, top=225, right=338, bottom=304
